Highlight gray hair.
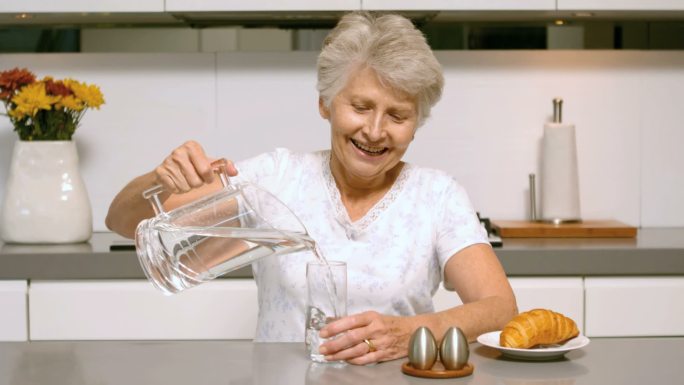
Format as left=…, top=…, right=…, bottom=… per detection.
left=316, top=12, right=444, bottom=127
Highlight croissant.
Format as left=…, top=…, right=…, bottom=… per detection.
left=499, top=309, right=579, bottom=349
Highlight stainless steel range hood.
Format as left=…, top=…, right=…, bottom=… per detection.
left=0, top=10, right=441, bottom=28
left=172, top=10, right=360, bottom=28
left=1, top=9, right=683, bottom=28
left=0, top=12, right=182, bottom=27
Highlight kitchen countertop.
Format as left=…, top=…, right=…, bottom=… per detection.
left=1, top=338, right=682, bottom=385
left=1, top=228, right=683, bottom=279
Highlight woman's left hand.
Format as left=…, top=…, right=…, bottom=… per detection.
left=317, top=311, right=412, bottom=365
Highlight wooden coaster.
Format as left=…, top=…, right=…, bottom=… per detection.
left=401, top=361, right=474, bottom=379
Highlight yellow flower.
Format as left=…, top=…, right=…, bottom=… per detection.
left=56, top=95, right=85, bottom=111
left=10, top=82, right=60, bottom=119
left=3, top=68, right=105, bottom=140
left=66, top=79, right=105, bottom=109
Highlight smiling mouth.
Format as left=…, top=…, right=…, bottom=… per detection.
left=351, top=139, right=388, bottom=156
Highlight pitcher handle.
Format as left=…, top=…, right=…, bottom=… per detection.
left=142, top=158, right=233, bottom=215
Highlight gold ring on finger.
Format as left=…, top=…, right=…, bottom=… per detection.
left=363, top=339, right=377, bottom=353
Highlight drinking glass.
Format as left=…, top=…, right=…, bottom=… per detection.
left=305, top=260, right=347, bottom=363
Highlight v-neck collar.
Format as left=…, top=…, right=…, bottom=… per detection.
left=321, top=150, right=412, bottom=240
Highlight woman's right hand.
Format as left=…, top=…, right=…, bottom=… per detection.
left=155, top=140, right=238, bottom=194
left=106, top=140, right=238, bottom=238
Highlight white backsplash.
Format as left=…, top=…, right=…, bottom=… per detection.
left=0, top=50, right=682, bottom=231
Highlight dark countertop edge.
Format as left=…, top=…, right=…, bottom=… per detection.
left=1, top=229, right=683, bottom=279
left=499, top=248, right=684, bottom=276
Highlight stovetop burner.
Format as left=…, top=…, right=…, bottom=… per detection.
left=478, top=213, right=503, bottom=248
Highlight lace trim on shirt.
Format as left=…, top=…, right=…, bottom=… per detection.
left=322, top=151, right=412, bottom=238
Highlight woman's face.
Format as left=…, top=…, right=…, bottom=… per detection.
left=320, top=66, right=418, bottom=183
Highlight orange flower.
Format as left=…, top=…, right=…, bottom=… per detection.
left=0, top=67, right=36, bottom=101
left=44, top=77, right=72, bottom=97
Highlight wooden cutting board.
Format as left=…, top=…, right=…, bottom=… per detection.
left=491, top=220, right=637, bottom=238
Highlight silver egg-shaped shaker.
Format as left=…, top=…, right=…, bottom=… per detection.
left=439, top=326, right=469, bottom=370
left=408, top=326, right=438, bottom=370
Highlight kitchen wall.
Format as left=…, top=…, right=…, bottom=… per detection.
left=0, top=50, right=682, bottom=231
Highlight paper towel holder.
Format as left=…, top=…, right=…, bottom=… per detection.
left=529, top=173, right=538, bottom=221
left=553, top=97, right=563, bottom=123
left=529, top=173, right=581, bottom=224
left=529, top=97, right=582, bottom=225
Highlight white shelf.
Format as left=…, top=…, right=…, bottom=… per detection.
left=362, top=0, right=556, bottom=11
left=165, top=0, right=360, bottom=12
left=0, top=0, right=163, bottom=13
left=558, top=0, right=684, bottom=11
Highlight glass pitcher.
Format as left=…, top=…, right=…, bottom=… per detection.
left=135, top=159, right=313, bottom=295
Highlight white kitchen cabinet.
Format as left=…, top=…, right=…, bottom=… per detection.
left=585, top=277, right=684, bottom=337
left=362, top=0, right=556, bottom=11
left=557, top=0, right=684, bottom=11
left=0, top=0, right=163, bottom=13
left=29, top=280, right=258, bottom=340
left=433, top=277, right=584, bottom=332
left=165, top=0, right=360, bottom=12
left=28, top=276, right=684, bottom=340
left=0, top=281, right=28, bottom=341
left=508, top=277, right=584, bottom=333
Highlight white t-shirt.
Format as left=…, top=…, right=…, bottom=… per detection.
left=233, top=148, right=489, bottom=342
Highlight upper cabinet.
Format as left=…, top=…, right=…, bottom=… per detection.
left=557, top=0, right=684, bottom=11
left=0, top=0, right=164, bottom=13
left=362, top=0, right=556, bottom=11
left=165, top=0, right=360, bottom=12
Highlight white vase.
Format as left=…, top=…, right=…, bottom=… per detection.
left=0, top=140, right=92, bottom=243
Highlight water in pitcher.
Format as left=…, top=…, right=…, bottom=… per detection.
left=140, top=222, right=318, bottom=293
left=180, top=225, right=343, bottom=326
left=140, top=222, right=342, bottom=306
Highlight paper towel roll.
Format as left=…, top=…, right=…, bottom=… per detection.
left=541, top=122, right=581, bottom=222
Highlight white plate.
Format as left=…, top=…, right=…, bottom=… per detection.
left=477, top=331, right=590, bottom=361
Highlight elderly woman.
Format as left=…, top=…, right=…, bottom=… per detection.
left=106, top=12, right=517, bottom=365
